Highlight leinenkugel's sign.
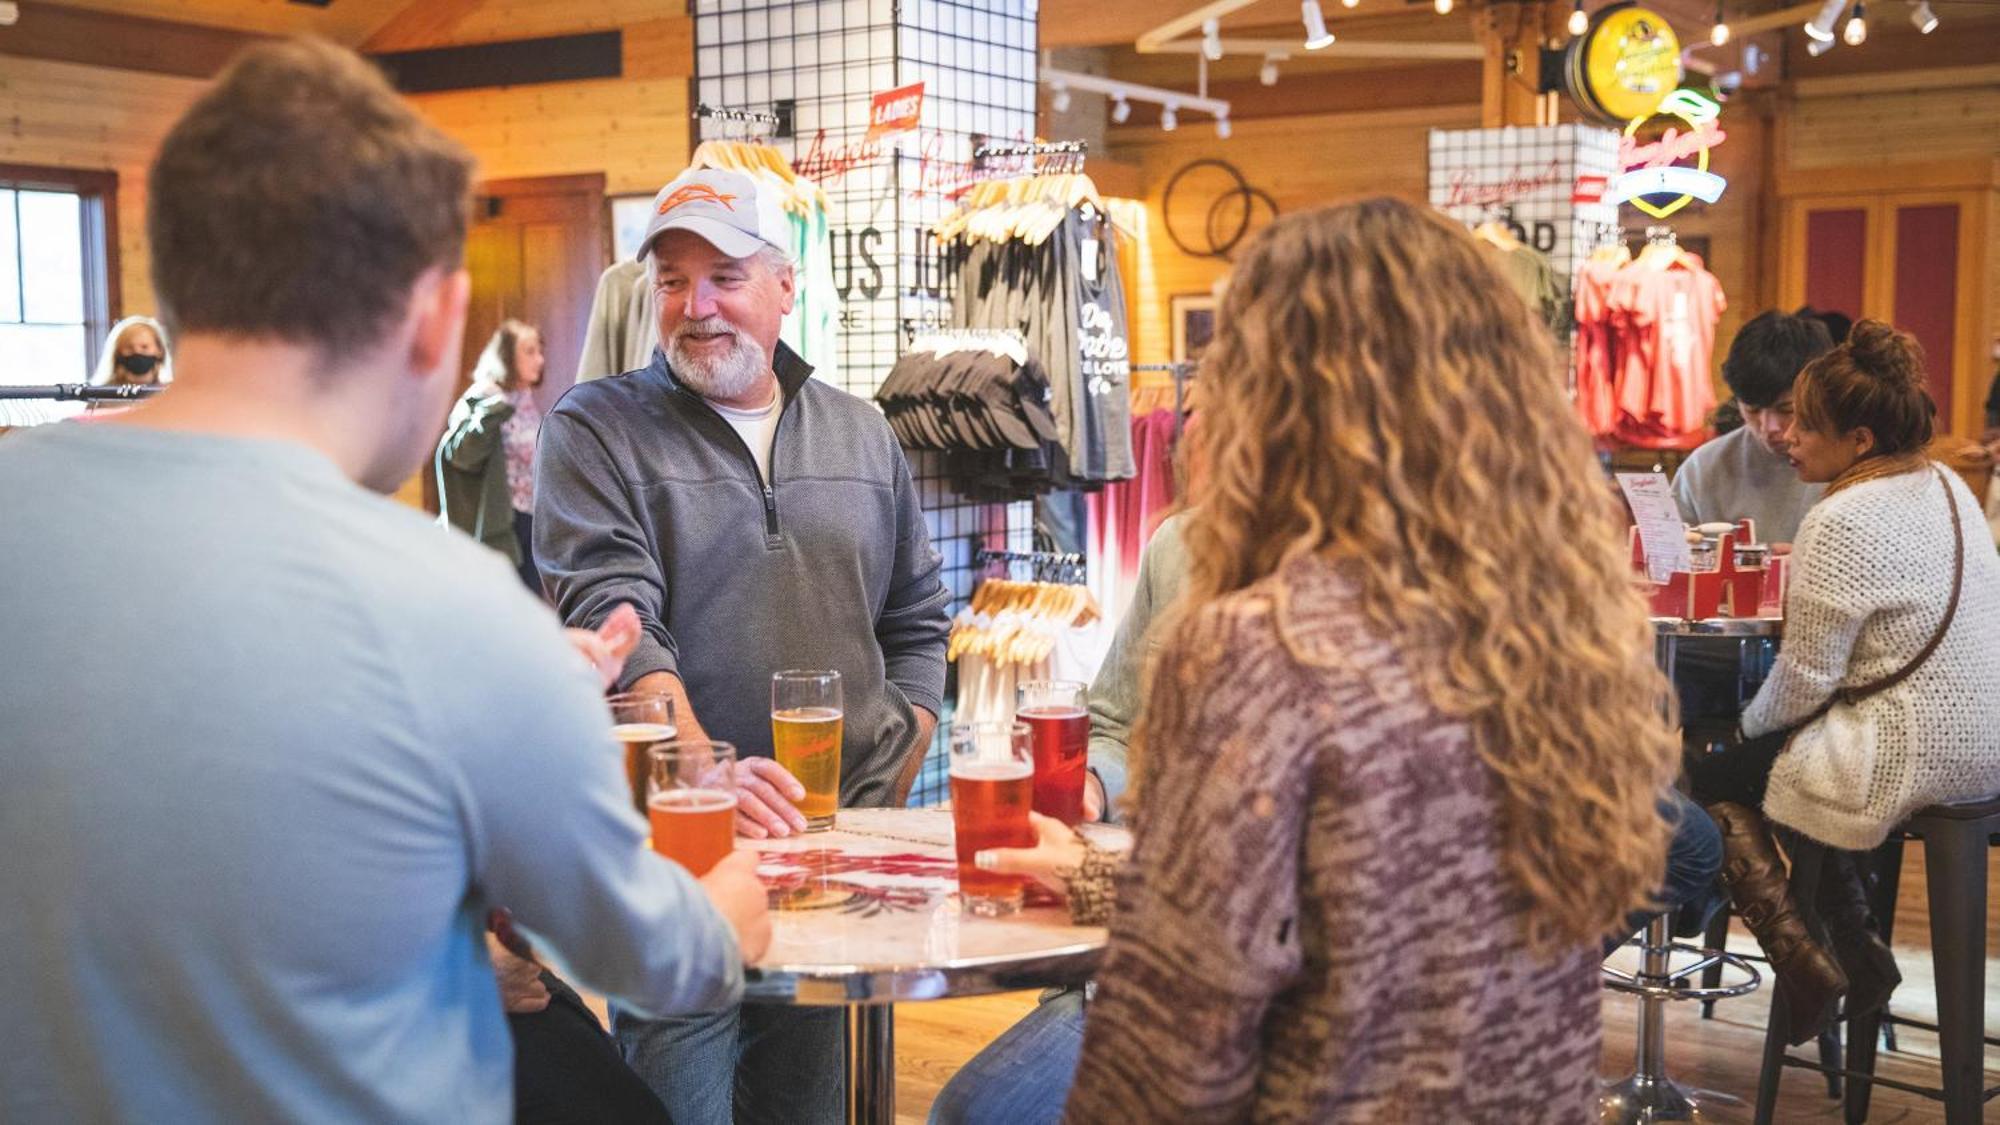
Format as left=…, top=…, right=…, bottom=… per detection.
left=1607, top=89, right=1729, bottom=218
left=1563, top=6, right=1683, bottom=125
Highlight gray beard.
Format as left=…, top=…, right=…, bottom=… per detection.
left=668, top=323, right=769, bottom=403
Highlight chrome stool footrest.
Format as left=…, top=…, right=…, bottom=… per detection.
left=1600, top=917, right=1763, bottom=1124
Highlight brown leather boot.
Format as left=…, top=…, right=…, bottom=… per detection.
left=1816, top=849, right=1901, bottom=1019
left=1705, top=801, right=1848, bottom=1046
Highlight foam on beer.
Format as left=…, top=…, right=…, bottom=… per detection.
left=948, top=760, right=1033, bottom=781
left=612, top=722, right=676, bottom=741
left=647, top=788, right=738, bottom=812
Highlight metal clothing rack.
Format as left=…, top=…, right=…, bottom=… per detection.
left=692, top=101, right=790, bottom=140
left=971, top=139, right=1087, bottom=175
left=975, top=546, right=1086, bottom=586
left=0, top=384, right=163, bottom=401
left=1131, top=362, right=1197, bottom=428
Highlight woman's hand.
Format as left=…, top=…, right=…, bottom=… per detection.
left=974, top=812, right=1086, bottom=897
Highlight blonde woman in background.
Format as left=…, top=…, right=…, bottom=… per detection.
left=969, top=198, right=1683, bottom=1122
left=91, top=316, right=172, bottom=389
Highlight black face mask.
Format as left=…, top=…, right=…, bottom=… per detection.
left=117, top=353, right=160, bottom=376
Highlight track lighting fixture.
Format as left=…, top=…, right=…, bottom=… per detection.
left=1301, top=0, right=1335, bottom=49
left=1202, top=18, right=1223, bottom=60
left=1111, top=96, right=1131, bottom=123
left=1259, top=55, right=1281, bottom=86
left=1802, top=0, right=1844, bottom=41
left=1908, top=0, right=1937, bottom=31
left=1215, top=114, right=1232, bottom=138
left=1051, top=84, right=1071, bottom=112
left=1160, top=103, right=1179, bottom=131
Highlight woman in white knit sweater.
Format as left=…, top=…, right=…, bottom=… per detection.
left=1692, top=320, right=2000, bottom=1046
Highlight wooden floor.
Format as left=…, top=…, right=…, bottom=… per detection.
left=892, top=845, right=1999, bottom=1123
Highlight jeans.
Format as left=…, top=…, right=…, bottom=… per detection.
left=1610, top=790, right=1726, bottom=953
left=928, top=989, right=1085, bottom=1125
left=612, top=1003, right=843, bottom=1125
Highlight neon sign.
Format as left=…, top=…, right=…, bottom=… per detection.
left=1605, top=89, right=1729, bottom=218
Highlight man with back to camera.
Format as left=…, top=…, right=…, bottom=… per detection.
left=0, top=39, right=768, bottom=1123
left=1672, top=309, right=1836, bottom=546
left=533, top=168, right=952, bottom=1123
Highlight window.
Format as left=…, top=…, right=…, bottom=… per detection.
left=0, top=165, right=119, bottom=388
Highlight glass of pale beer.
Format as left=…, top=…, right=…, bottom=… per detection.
left=608, top=692, right=676, bottom=816
left=1016, top=680, right=1089, bottom=826
left=950, top=721, right=1036, bottom=916
left=771, top=670, right=842, bottom=832
left=648, top=740, right=739, bottom=877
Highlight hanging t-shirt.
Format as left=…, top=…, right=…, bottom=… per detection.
left=712, top=393, right=781, bottom=485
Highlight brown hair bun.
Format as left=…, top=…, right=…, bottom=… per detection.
left=1844, top=319, right=1926, bottom=394
left=1793, top=318, right=1934, bottom=456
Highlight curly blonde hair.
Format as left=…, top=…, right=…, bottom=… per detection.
left=1168, top=197, right=1679, bottom=951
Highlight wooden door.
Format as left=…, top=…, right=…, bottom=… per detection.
left=409, top=173, right=607, bottom=512
left=1779, top=185, right=1994, bottom=436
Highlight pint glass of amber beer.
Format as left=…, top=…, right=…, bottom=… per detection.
left=1016, top=680, right=1089, bottom=826
left=648, top=740, right=738, bottom=877
left=950, top=721, right=1035, bottom=916
left=608, top=692, right=676, bottom=817
left=771, top=670, right=842, bottom=832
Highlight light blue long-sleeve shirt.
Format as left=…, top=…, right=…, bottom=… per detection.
left=0, top=424, right=741, bottom=1124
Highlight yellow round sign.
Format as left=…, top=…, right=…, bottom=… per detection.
left=1579, top=8, right=1683, bottom=123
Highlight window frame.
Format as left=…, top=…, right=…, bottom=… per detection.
left=0, top=163, right=121, bottom=378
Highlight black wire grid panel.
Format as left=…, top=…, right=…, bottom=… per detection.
left=693, top=0, right=1040, bottom=805
left=1426, top=124, right=1623, bottom=340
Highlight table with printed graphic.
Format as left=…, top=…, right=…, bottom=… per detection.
left=743, top=807, right=1128, bottom=1125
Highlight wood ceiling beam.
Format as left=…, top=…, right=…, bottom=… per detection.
left=0, top=3, right=263, bottom=78
left=362, top=0, right=492, bottom=53
left=1149, top=37, right=1484, bottom=58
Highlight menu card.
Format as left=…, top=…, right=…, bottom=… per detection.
left=1617, top=471, right=1691, bottom=584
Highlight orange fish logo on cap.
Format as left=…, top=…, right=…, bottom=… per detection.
left=658, top=184, right=738, bottom=214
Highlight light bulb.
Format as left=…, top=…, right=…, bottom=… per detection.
left=1202, top=18, right=1223, bottom=60
left=1843, top=1, right=1866, bottom=43
left=1711, top=7, right=1731, bottom=44
left=1215, top=115, right=1232, bottom=139
left=1567, top=1, right=1588, bottom=35
left=1909, top=0, right=1937, bottom=30
left=1435, top=0, right=1453, bottom=15
left=1301, top=0, right=1335, bottom=49
left=1341, top=0, right=1359, bottom=8
left=1160, top=104, right=1179, bottom=132
left=1259, top=58, right=1280, bottom=86
left=1111, top=96, right=1131, bottom=124
left=1051, top=85, right=1071, bottom=112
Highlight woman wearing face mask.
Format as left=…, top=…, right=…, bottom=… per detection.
left=89, top=316, right=173, bottom=394
left=1690, top=320, right=2000, bottom=1048
left=435, top=320, right=547, bottom=593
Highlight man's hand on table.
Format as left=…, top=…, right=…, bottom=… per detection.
left=733, top=758, right=810, bottom=839
left=700, top=850, right=772, bottom=962
left=485, top=932, right=551, bottom=1014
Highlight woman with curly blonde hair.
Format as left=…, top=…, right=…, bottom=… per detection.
left=971, top=197, right=1682, bottom=1122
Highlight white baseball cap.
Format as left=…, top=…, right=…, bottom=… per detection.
left=636, top=168, right=790, bottom=263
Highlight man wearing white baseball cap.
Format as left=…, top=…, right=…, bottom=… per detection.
left=534, top=167, right=952, bottom=1123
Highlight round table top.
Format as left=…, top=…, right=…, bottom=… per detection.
left=1651, top=615, right=1783, bottom=638
left=742, top=808, right=1127, bottom=1007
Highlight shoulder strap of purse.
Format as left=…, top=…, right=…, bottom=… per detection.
left=1831, top=465, right=1965, bottom=709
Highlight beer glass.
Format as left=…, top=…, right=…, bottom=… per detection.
left=771, top=670, right=842, bottom=832
left=1016, top=680, right=1089, bottom=826
left=950, top=721, right=1035, bottom=916
left=608, top=692, right=676, bottom=816
left=648, top=740, right=739, bottom=877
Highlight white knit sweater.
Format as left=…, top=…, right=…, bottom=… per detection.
left=1742, top=466, right=2000, bottom=849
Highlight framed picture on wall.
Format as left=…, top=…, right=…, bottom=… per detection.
left=609, top=194, right=657, bottom=262
left=1171, top=294, right=1217, bottom=365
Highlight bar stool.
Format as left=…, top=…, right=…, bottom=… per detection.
left=1752, top=795, right=2000, bottom=1125
left=1697, top=904, right=1847, bottom=1099
left=1601, top=914, right=1762, bottom=1122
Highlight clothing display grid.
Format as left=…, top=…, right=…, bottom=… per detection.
left=694, top=0, right=1040, bottom=804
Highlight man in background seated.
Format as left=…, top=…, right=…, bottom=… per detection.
left=0, top=39, right=766, bottom=1123
left=1671, top=309, right=1835, bottom=546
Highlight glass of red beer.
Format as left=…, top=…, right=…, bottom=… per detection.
left=1016, top=680, right=1088, bottom=826
left=950, top=721, right=1036, bottom=916
left=648, top=740, right=739, bottom=877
